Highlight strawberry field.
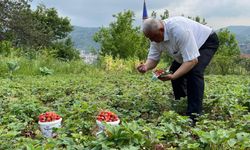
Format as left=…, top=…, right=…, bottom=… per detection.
left=0, top=69, right=249, bottom=149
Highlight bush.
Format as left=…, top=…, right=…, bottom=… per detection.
left=206, top=55, right=250, bottom=75
left=97, top=55, right=141, bottom=73
left=94, top=10, right=149, bottom=60
left=0, top=41, right=14, bottom=56
left=47, top=38, right=80, bottom=61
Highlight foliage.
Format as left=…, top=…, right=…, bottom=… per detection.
left=206, top=55, right=249, bottom=75
left=186, top=16, right=207, bottom=25
left=0, top=1, right=73, bottom=49
left=6, top=60, right=20, bottom=79
left=0, top=71, right=249, bottom=149
left=0, top=1, right=77, bottom=61
left=150, top=9, right=169, bottom=20
left=90, top=121, right=156, bottom=149
left=0, top=40, right=14, bottom=56
left=0, top=0, right=31, bottom=37
left=0, top=53, right=248, bottom=78
left=160, top=9, right=169, bottom=20
left=0, top=56, right=92, bottom=76
left=205, top=29, right=242, bottom=75
left=39, top=67, right=54, bottom=76
left=94, top=10, right=149, bottom=60
left=7, top=61, right=20, bottom=72
left=216, top=28, right=240, bottom=56
left=32, top=4, right=73, bottom=46
left=0, top=0, right=43, bottom=46
left=151, top=11, right=157, bottom=19
left=0, top=6, right=249, bottom=148
left=48, top=38, right=80, bottom=61
left=98, top=55, right=140, bottom=73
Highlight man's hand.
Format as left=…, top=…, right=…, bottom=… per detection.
left=158, top=73, right=175, bottom=81
left=137, top=63, right=147, bottom=73
left=137, top=59, right=158, bottom=74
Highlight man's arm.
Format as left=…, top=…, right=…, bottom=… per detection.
left=158, top=58, right=198, bottom=81
left=137, top=59, right=159, bottom=73
left=163, top=25, right=199, bottom=80
left=145, top=59, right=159, bottom=70
left=171, top=58, right=198, bottom=80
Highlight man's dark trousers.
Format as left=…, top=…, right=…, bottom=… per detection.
left=169, top=32, right=219, bottom=120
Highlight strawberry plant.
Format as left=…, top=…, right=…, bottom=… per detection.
left=0, top=70, right=249, bottom=149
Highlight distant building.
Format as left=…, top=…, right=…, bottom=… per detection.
left=239, top=42, right=250, bottom=54
left=80, top=50, right=98, bottom=64
left=240, top=54, right=250, bottom=58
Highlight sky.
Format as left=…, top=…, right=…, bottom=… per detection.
left=30, top=0, right=250, bottom=29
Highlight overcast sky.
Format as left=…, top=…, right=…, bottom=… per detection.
left=31, top=0, right=250, bottom=29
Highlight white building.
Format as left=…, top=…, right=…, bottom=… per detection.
left=80, top=50, right=98, bottom=64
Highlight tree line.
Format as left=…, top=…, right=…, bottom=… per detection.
left=94, top=10, right=249, bottom=75
left=0, top=0, right=79, bottom=60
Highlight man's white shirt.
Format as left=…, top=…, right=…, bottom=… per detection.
left=147, top=16, right=212, bottom=63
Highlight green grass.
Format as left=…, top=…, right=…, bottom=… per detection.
left=0, top=56, right=95, bottom=76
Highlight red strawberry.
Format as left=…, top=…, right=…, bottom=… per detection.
left=97, top=110, right=119, bottom=122
left=39, top=112, right=61, bottom=122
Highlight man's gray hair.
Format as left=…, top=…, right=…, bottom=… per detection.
left=142, top=18, right=161, bottom=33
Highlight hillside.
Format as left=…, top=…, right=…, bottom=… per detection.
left=224, top=26, right=250, bottom=54
left=69, top=26, right=100, bottom=53
left=226, top=26, right=250, bottom=43
left=69, top=25, right=250, bottom=54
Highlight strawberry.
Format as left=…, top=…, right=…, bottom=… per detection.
left=96, top=110, right=119, bottom=122
left=152, top=69, right=173, bottom=80
left=39, top=112, right=61, bottom=122
left=154, top=69, right=165, bottom=76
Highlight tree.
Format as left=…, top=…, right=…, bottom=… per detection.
left=151, top=11, right=157, bottom=18
left=160, top=9, right=169, bottom=20
left=8, top=8, right=43, bottom=47
left=94, top=10, right=149, bottom=60
left=33, top=5, right=73, bottom=43
left=150, top=9, right=169, bottom=20
left=0, top=0, right=31, bottom=42
left=184, top=15, right=207, bottom=25
left=208, top=29, right=241, bottom=75
left=49, top=38, right=80, bottom=61
left=0, top=1, right=72, bottom=48
left=216, top=28, right=240, bottom=56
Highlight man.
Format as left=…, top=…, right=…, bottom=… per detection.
left=137, top=16, right=219, bottom=123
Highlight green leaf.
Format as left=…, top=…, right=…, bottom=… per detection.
left=227, top=138, right=237, bottom=147
left=39, top=67, right=53, bottom=75
left=187, top=143, right=200, bottom=149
